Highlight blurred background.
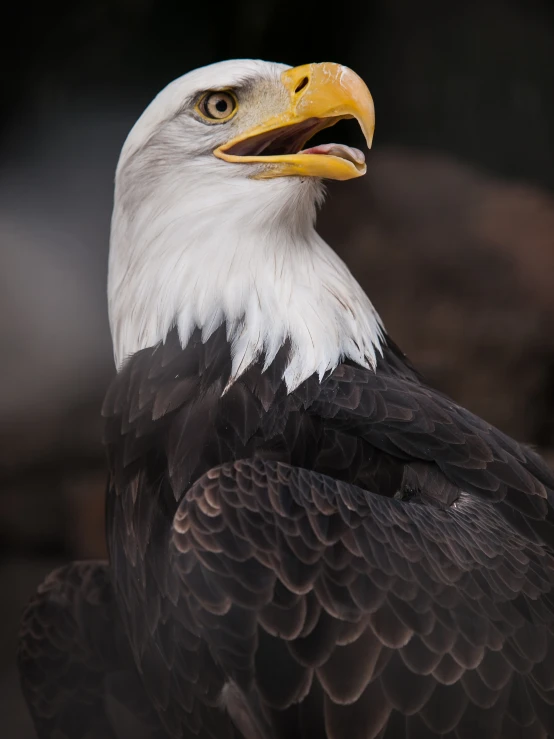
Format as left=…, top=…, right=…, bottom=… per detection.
left=2, top=0, right=554, bottom=735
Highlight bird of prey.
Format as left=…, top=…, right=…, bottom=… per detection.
left=19, top=59, right=554, bottom=739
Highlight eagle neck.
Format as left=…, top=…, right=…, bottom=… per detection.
left=109, top=177, right=384, bottom=390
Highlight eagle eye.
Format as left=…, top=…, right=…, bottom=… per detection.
left=197, top=91, right=238, bottom=122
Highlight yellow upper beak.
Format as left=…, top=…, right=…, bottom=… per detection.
left=214, top=63, right=375, bottom=181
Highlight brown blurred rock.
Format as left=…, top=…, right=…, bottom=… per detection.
left=321, top=148, right=554, bottom=447
left=478, top=184, right=554, bottom=319
left=63, top=470, right=108, bottom=559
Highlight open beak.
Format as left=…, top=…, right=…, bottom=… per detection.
left=214, top=62, right=375, bottom=181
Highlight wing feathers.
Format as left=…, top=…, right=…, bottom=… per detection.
left=101, top=331, right=554, bottom=738
left=166, top=458, right=554, bottom=738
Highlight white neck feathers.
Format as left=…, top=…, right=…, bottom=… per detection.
left=109, top=154, right=383, bottom=391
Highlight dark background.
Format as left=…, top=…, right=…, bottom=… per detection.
left=2, top=1, right=554, bottom=736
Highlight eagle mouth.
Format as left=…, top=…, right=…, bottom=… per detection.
left=219, top=116, right=366, bottom=172
left=214, top=63, right=374, bottom=181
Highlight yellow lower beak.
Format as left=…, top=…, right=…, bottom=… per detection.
left=214, top=62, right=375, bottom=181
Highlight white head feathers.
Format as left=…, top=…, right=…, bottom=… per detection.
left=108, top=59, right=384, bottom=391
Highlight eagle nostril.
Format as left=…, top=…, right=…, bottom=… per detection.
left=295, top=77, right=309, bottom=94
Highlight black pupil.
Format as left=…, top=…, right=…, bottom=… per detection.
left=215, top=98, right=228, bottom=113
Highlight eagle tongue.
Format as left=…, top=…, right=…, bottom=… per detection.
left=300, top=143, right=365, bottom=165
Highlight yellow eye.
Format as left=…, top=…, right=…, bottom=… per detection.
left=197, top=91, right=238, bottom=122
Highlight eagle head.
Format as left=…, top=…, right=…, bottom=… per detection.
left=109, top=60, right=382, bottom=390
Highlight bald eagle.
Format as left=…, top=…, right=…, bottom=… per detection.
left=18, top=60, right=554, bottom=739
